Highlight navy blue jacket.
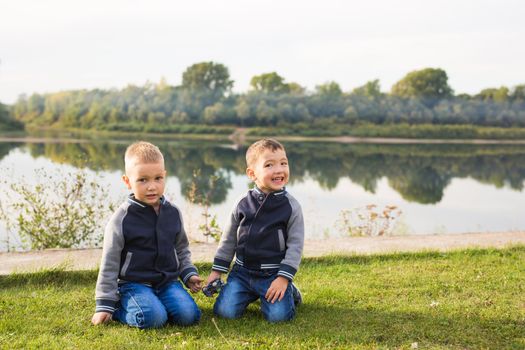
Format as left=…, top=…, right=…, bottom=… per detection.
left=95, top=195, right=198, bottom=314
left=212, top=187, right=304, bottom=281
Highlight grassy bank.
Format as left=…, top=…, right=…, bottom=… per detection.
left=9, top=123, right=525, bottom=143
left=1, top=247, right=524, bottom=349
left=21, top=125, right=235, bottom=142
left=248, top=123, right=525, bottom=140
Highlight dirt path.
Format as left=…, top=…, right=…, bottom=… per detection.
left=5, top=132, right=525, bottom=146
left=1, top=231, right=523, bottom=275
left=226, top=128, right=525, bottom=145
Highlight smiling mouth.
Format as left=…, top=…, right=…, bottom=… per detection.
left=272, top=177, right=284, bottom=182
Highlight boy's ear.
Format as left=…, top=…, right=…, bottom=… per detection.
left=122, top=174, right=132, bottom=189
left=246, top=167, right=256, bottom=181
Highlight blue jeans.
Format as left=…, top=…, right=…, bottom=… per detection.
left=113, top=281, right=201, bottom=329
left=214, top=265, right=295, bottom=323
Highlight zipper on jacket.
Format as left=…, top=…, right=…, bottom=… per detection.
left=244, top=191, right=269, bottom=260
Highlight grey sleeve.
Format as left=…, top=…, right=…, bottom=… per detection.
left=212, top=196, right=242, bottom=273
left=95, top=206, right=126, bottom=313
left=278, top=194, right=305, bottom=281
left=172, top=204, right=199, bottom=286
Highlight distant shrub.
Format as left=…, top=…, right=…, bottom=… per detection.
left=0, top=168, right=116, bottom=250
left=336, top=204, right=403, bottom=237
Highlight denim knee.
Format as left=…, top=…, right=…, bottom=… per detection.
left=140, top=305, right=168, bottom=329
left=261, top=294, right=295, bottom=323
left=174, top=304, right=201, bottom=326
left=214, top=297, right=243, bottom=319
left=114, top=283, right=169, bottom=329
left=157, top=281, right=201, bottom=326
left=261, top=302, right=295, bottom=323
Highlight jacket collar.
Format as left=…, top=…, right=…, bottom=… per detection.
left=252, top=186, right=287, bottom=198
left=127, top=194, right=167, bottom=208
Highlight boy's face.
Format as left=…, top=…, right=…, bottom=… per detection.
left=122, top=160, right=166, bottom=207
left=246, top=148, right=289, bottom=193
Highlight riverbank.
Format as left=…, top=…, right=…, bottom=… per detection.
left=3, top=125, right=525, bottom=145
left=2, top=231, right=524, bottom=275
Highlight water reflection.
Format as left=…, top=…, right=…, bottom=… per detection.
left=1, top=140, right=522, bottom=205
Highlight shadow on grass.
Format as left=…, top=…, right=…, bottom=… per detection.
left=0, top=262, right=212, bottom=288
left=206, top=303, right=524, bottom=349
left=2, top=245, right=524, bottom=288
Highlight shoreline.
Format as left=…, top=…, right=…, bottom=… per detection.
left=1, top=231, right=524, bottom=275
left=2, top=127, right=525, bottom=145
left=2, top=135, right=525, bottom=146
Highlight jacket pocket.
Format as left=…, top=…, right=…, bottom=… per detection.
left=277, top=229, right=286, bottom=252
left=256, top=227, right=286, bottom=255
left=173, top=248, right=180, bottom=270
left=120, top=251, right=133, bottom=277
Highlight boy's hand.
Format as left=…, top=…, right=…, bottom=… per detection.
left=91, top=311, right=112, bottom=325
left=206, top=270, right=222, bottom=286
left=187, top=275, right=203, bottom=293
left=265, top=276, right=289, bottom=304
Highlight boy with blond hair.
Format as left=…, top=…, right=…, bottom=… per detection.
left=92, top=141, right=202, bottom=329
left=205, top=138, right=304, bottom=322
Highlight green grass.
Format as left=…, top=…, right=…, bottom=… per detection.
left=17, top=123, right=525, bottom=143
left=247, top=123, right=525, bottom=140
left=1, top=247, right=524, bottom=349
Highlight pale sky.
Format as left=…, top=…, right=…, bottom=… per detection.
left=1, top=0, right=524, bottom=104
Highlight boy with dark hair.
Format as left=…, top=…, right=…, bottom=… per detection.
left=205, top=138, right=304, bottom=322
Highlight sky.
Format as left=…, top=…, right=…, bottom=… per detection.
left=0, top=0, right=524, bottom=104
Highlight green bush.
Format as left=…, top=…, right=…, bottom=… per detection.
left=0, top=168, right=116, bottom=250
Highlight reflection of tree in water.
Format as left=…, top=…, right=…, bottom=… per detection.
left=13, top=140, right=525, bottom=205
left=287, top=142, right=525, bottom=204
left=163, top=145, right=235, bottom=204
left=0, top=142, right=19, bottom=161
left=25, top=140, right=236, bottom=204
left=299, top=156, right=342, bottom=190
left=389, top=166, right=451, bottom=204
left=27, top=142, right=126, bottom=171
left=343, top=154, right=385, bottom=193
left=460, top=155, right=524, bottom=191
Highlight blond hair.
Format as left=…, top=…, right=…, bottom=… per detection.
left=245, top=138, right=285, bottom=167
left=124, top=141, right=164, bottom=172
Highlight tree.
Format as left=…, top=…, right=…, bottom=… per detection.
left=0, top=102, right=9, bottom=124
left=510, top=85, right=525, bottom=103
left=287, top=82, right=306, bottom=95
left=391, top=68, right=453, bottom=103
left=311, top=82, right=345, bottom=118
left=203, top=102, right=235, bottom=124
left=475, top=87, right=509, bottom=102
left=315, top=81, right=342, bottom=97
left=0, top=102, right=23, bottom=130
left=180, top=62, right=234, bottom=121
left=352, top=79, right=382, bottom=99
left=250, top=72, right=289, bottom=94
left=234, top=99, right=252, bottom=126
left=181, top=62, right=234, bottom=99
left=255, top=100, right=276, bottom=124
left=294, top=103, right=312, bottom=122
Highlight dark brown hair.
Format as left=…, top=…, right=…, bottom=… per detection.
left=245, top=138, right=285, bottom=167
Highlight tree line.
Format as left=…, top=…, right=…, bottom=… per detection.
left=4, top=63, right=525, bottom=132
left=0, top=102, right=23, bottom=130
